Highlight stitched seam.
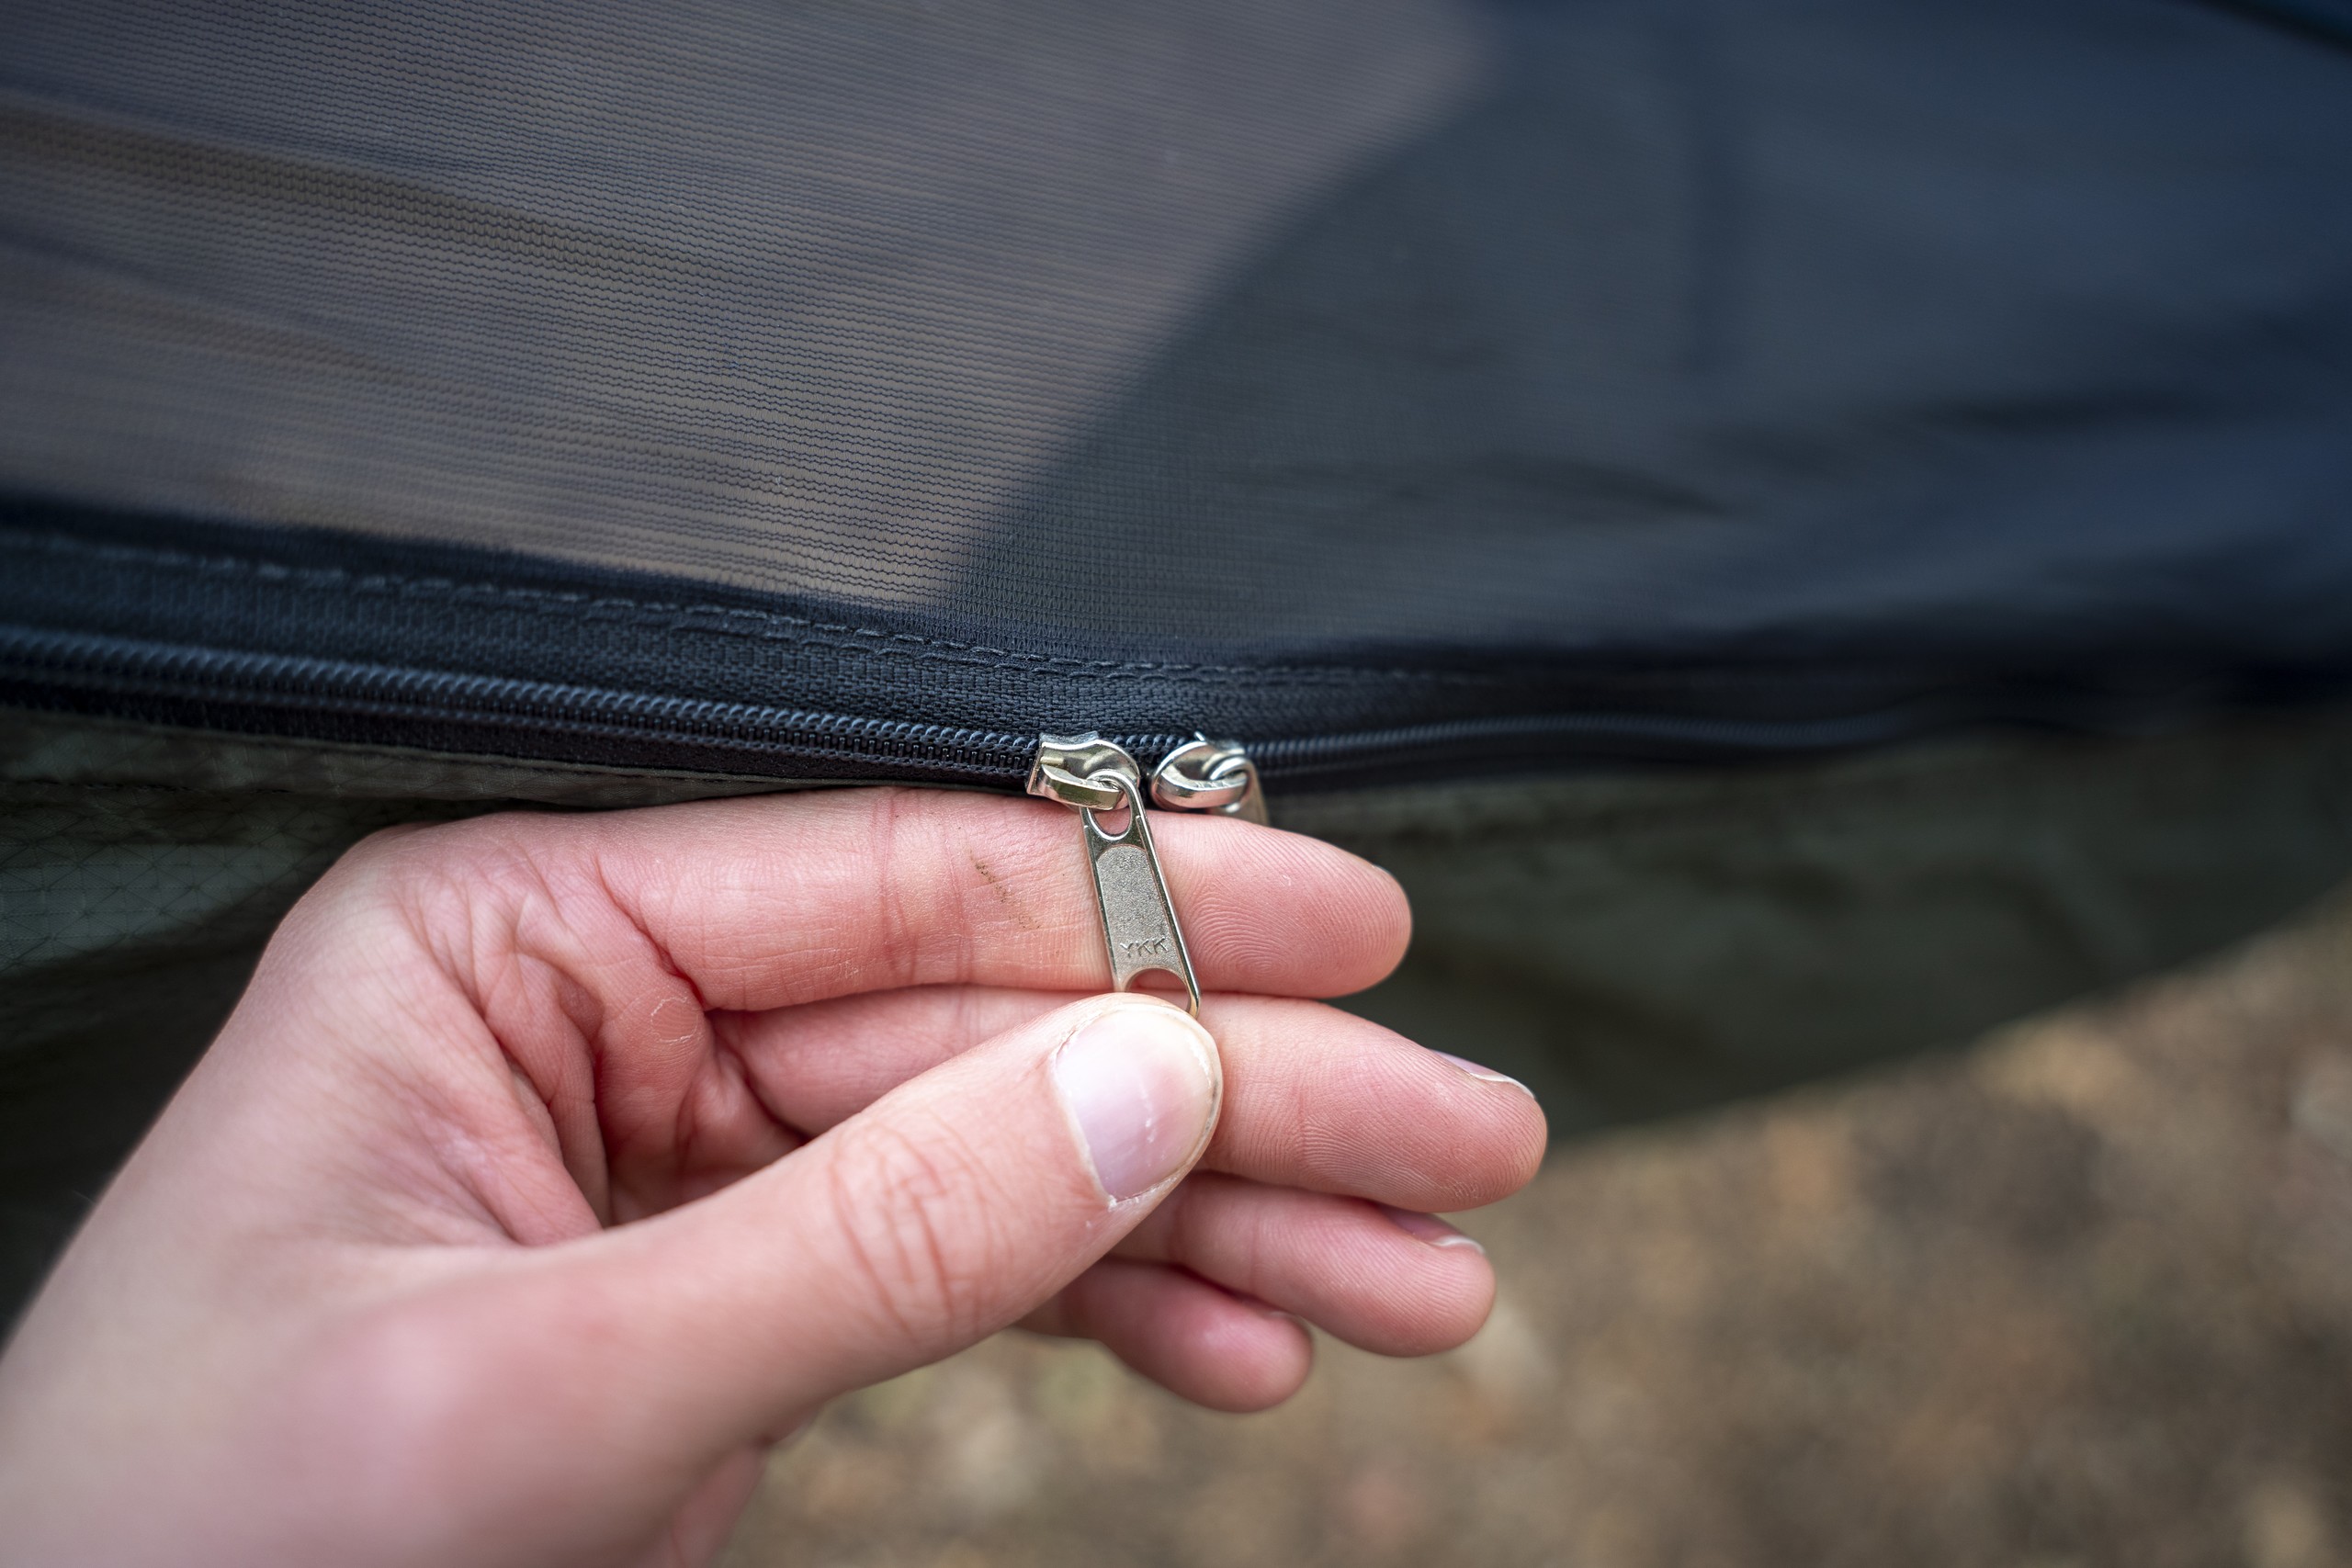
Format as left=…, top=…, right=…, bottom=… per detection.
left=6, top=529, right=1903, bottom=695
left=1, top=528, right=1505, bottom=685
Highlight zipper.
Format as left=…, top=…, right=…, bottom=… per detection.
left=3, top=624, right=2317, bottom=801
left=20, top=619, right=2322, bottom=1006
left=1023, top=732, right=1267, bottom=1015
left=6, top=624, right=2246, bottom=792
left=6, top=506, right=2342, bottom=798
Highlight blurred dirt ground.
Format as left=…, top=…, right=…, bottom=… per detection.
left=721, top=890, right=2352, bottom=1568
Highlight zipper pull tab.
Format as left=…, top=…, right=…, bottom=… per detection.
left=1149, top=735, right=1267, bottom=827
left=1027, top=733, right=1201, bottom=1015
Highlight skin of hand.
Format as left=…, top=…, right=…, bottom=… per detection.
left=0, top=788, right=1545, bottom=1568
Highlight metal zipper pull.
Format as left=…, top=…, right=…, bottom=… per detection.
left=1149, top=734, right=1267, bottom=826
left=1028, top=733, right=1202, bottom=1014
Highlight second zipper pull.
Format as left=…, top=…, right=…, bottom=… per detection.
left=1150, top=735, right=1267, bottom=826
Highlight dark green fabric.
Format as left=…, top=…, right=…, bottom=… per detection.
left=1292, top=719, right=2352, bottom=1134
left=0, top=785, right=438, bottom=1311
left=0, top=713, right=807, bottom=1317
left=9, top=708, right=2352, bottom=1321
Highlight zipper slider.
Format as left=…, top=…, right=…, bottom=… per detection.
left=1149, top=734, right=1268, bottom=825
left=1027, top=731, right=1265, bottom=1013
left=1028, top=733, right=1201, bottom=1014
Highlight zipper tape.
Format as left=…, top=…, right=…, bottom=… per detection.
left=1, top=622, right=2339, bottom=794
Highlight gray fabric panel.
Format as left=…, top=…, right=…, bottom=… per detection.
left=0, top=0, right=1475, bottom=609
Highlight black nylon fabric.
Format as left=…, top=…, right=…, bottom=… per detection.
left=2, top=0, right=2351, bottom=758
left=10, top=498, right=2341, bottom=791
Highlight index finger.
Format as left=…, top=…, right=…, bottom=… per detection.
left=366, top=786, right=1410, bottom=1010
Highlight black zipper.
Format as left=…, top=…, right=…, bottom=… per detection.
left=0, top=621, right=2293, bottom=795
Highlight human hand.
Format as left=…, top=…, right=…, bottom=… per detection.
left=0, top=789, right=1544, bottom=1567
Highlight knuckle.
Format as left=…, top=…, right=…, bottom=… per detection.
left=283, top=815, right=609, bottom=1028
left=317, top=817, right=534, bottom=931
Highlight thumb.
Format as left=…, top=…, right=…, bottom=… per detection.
left=516, top=993, right=1221, bottom=1445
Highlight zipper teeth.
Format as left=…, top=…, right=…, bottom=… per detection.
left=1249, top=708, right=1945, bottom=773
left=0, top=622, right=2262, bottom=790
left=0, top=627, right=1043, bottom=779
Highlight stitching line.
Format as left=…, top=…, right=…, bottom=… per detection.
left=3, top=528, right=1527, bottom=687
left=2, top=527, right=1947, bottom=696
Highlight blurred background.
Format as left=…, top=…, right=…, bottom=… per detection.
left=722, top=886, right=2352, bottom=1568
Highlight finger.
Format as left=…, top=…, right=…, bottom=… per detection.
left=1023, top=1259, right=1314, bottom=1413
left=1108, top=1173, right=1494, bottom=1357
left=350, top=994, right=1227, bottom=1480
left=347, top=787, right=1408, bottom=1013
left=637, top=1448, right=766, bottom=1568
left=718, top=989, right=1547, bottom=1211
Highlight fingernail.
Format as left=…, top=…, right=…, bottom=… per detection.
left=1380, top=1205, right=1486, bottom=1254
left=1055, top=1003, right=1221, bottom=1201
left=1436, top=1051, right=1537, bottom=1099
